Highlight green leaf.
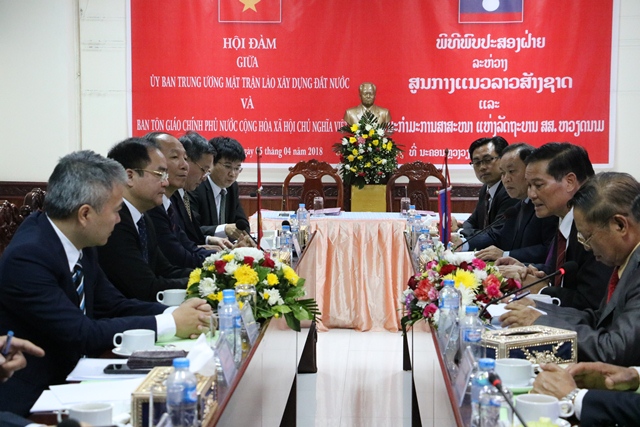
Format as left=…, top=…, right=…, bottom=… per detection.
left=284, top=312, right=301, bottom=332
left=272, top=305, right=292, bottom=314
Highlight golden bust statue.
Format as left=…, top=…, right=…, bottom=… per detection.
left=343, top=82, right=391, bottom=126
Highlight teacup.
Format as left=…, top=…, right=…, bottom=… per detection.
left=58, top=402, right=113, bottom=426
left=112, top=329, right=155, bottom=354
left=516, top=394, right=574, bottom=422
left=156, top=289, right=187, bottom=306
left=495, top=358, right=535, bottom=387
left=528, top=293, right=561, bottom=306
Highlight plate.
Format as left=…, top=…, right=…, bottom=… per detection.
left=111, top=347, right=132, bottom=357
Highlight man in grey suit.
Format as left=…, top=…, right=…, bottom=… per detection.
left=500, top=172, right=640, bottom=366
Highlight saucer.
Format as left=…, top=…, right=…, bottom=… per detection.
left=504, top=378, right=534, bottom=394
left=515, top=419, right=570, bottom=427
left=112, top=347, right=132, bottom=357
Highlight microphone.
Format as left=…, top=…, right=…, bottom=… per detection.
left=235, top=218, right=261, bottom=249
left=454, top=206, right=518, bottom=251
left=478, top=261, right=578, bottom=318
left=487, top=372, right=529, bottom=427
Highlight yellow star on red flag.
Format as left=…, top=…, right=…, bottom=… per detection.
left=239, top=0, right=261, bottom=12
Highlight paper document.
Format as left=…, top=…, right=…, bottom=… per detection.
left=485, top=303, right=547, bottom=319
left=66, top=358, right=146, bottom=381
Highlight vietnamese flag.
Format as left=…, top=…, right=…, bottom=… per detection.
left=459, top=0, right=523, bottom=24
left=219, top=0, right=282, bottom=23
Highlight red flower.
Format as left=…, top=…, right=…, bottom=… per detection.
left=423, top=303, right=438, bottom=318
left=214, top=260, right=227, bottom=274
left=471, top=258, right=487, bottom=270
left=459, top=261, right=470, bottom=271
left=358, top=172, right=366, bottom=177
left=243, top=256, right=254, bottom=265
left=439, top=264, right=457, bottom=276
left=484, top=275, right=503, bottom=299
left=506, top=277, right=521, bottom=291
left=407, top=275, right=419, bottom=290
left=262, top=255, right=275, bottom=269
left=476, top=294, right=491, bottom=304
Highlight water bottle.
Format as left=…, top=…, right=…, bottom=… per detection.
left=438, top=279, right=460, bottom=370
left=166, top=358, right=198, bottom=427
left=460, top=305, right=484, bottom=362
left=218, top=289, right=242, bottom=366
left=296, top=203, right=310, bottom=248
left=413, top=228, right=430, bottom=264
left=289, top=213, right=299, bottom=252
left=479, top=381, right=513, bottom=427
left=406, top=205, right=417, bottom=246
left=280, top=225, right=293, bottom=264
left=469, top=358, right=495, bottom=427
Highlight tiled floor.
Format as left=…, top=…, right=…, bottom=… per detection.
left=297, top=329, right=455, bottom=427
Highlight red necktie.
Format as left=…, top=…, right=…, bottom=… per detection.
left=606, top=268, right=620, bottom=303
left=554, top=230, right=567, bottom=287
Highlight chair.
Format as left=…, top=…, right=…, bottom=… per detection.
left=0, top=200, right=25, bottom=256
left=386, top=161, right=447, bottom=212
left=19, top=187, right=46, bottom=217
left=282, top=160, right=344, bottom=211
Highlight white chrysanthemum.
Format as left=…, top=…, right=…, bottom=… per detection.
left=367, top=147, right=372, bottom=152
left=402, top=288, right=413, bottom=298
left=203, top=252, right=223, bottom=267
left=416, top=300, right=428, bottom=309
left=376, top=129, right=385, bottom=137
left=260, top=289, right=284, bottom=306
left=233, top=247, right=264, bottom=262
left=433, top=309, right=441, bottom=326
left=365, top=124, right=373, bottom=131
left=345, top=164, right=351, bottom=169
left=383, top=137, right=388, bottom=143
left=224, top=260, right=239, bottom=275
left=342, top=138, right=348, bottom=145
left=381, top=159, right=387, bottom=164
left=198, top=277, right=217, bottom=296
left=458, top=286, right=475, bottom=307
left=474, top=269, right=488, bottom=281
left=359, top=148, right=364, bottom=154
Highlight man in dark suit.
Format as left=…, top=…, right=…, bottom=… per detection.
left=533, top=361, right=640, bottom=426
left=174, top=132, right=233, bottom=251
left=501, top=172, right=640, bottom=366
left=144, top=132, right=219, bottom=268
left=0, top=151, right=210, bottom=415
left=471, top=143, right=556, bottom=264
left=97, top=138, right=191, bottom=301
left=497, top=143, right=611, bottom=311
left=460, top=136, right=518, bottom=238
left=190, top=136, right=248, bottom=241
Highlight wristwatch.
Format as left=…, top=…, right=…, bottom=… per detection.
left=562, top=387, right=581, bottom=404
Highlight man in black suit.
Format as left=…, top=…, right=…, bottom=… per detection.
left=174, top=132, right=233, bottom=250
left=471, top=143, right=556, bottom=264
left=533, top=361, right=640, bottom=426
left=144, top=132, right=220, bottom=268
left=460, top=136, right=518, bottom=238
left=190, top=136, right=248, bottom=242
left=97, top=138, right=191, bottom=301
left=0, top=151, right=210, bottom=415
left=497, top=143, right=612, bottom=311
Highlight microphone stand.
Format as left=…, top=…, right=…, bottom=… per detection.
left=256, top=146, right=263, bottom=246
left=488, top=373, right=529, bottom=427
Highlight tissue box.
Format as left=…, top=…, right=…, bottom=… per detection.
left=481, top=325, right=577, bottom=364
left=131, top=367, right=217, bottom=427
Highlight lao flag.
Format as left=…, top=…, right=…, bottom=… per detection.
left=439, top=187, right=452, bottom=246
left=459, top=0, right=523, bottom=24
left=219, top=0, right=282, bottom=23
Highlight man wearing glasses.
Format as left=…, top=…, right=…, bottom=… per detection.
left=461, top=136, right=518, bottom=238
left=190, top=136, right=248, bottom=242
left=97, top=138, right=191, bottom=302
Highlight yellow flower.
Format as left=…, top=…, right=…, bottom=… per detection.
left=350, top=166, right=357, bottom=172
left=350, top=124, right=359, bottom=132
left=385, top=143, right=392, bottom=151
left=267, top=273, right=279, bottom=286
left=453, top=270, right=479, bottom=291
left=207, top=265, right=215, bottom=272
left=222, top=254, right=234, bottom=262
left=347, top=155, right=355, bottom=162
left=282, top=265, right=300, bottom=285
left=234, top=264, right=259, bottom=285
left=372, top=139, right=379, bottom=146
left=188, top=268, right=201, bottom=286
left=368, top=129, right=375, bottom=137
left=238, top=301, right=245, bottom=310
left=349, top=136, right=356, bottom=143
left=212, top=291, right=223, bottom=302
left=352, top=148, right=358, bottom=155
left=365, top=162, right=371, bottom=168
left=376, top=158, right=382, bottom=164
left=357, top=155, right=363, bottom=160
left=262, top=291, right=270, bottom=300
left=362, top=134, right=368, bottom=139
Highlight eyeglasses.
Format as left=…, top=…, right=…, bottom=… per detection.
left=577, top=217, right=614, bottom=250
left=190, top=160, right=211, bottom=178
left=221, top=163, right=243, bottom=175
left=469, top=156, right=499, bottom=168
left=134, top=169, right=169, bottom=182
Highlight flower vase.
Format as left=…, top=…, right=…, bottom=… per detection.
left=350, top=185, right=386, bottom=212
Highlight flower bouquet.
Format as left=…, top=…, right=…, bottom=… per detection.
left=332, top=111, right=401, bottom=189
left=401, top=245, right=521, bottom=331
left=186, top=247, right=320, bottom=332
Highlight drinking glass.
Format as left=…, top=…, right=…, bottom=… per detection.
left=313, top=196, right=324, bottom=217
left=400, top=197, right=411, bottom=216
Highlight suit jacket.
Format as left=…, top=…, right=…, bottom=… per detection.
left=0, top=412, right=31, bottom=427
left=0, top=212, right=164, bottom=416
left=190, top=180, right=247, bottom=237
left=535, top=246, right=640, bottom=365
left=580, top=389, right=640, bottom=427
left=171, top=191, right=206, bottom=245
left=461, top=182, right=518, bottom=238
left=343, top=104, right=391, bottom=125
left=537, top=222, right=612, bottom=311
left=97, top=204, right=190, bottom=302
left=469, top=199, right=557, bottom=264
left=147, top=203, right=214, bottom=269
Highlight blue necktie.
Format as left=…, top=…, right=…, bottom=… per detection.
left=72, top=258, right=85, bottom=314
left=137, top=216, right=149, bottom=263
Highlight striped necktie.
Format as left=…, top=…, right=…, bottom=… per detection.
left=219, top=188, right=227, bottom=224
left=183, top=192, right=192, bottom=221
left=137, top=216, right=149, bottom=263
left=72, top=258, right=85, bottom=314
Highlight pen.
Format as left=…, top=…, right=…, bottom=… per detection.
left=1, top=330, right=14, bottom=357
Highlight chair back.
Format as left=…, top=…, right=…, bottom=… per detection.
left=386, top=161, right=446, bottom=212
left=0, top=200, right=25, bottom=256
left=20, top=187, right=46, bottom=217
left=282, top=160, right=344, bottom=211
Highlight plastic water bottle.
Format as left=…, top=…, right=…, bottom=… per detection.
left=219, top=289, right=242, bottom=366
left=470, top=358, right=495, bottom=427
left=280, top=225, right=293, bottom=264
left=479, top=381, right=513, bottom=427
left=413, top=228, right=430, bottom=263
left=166, top=358, right=198, bottom=427
left=289, top=213, right=299, bottom=252
left=296, top=203, right=310, bottom=248
left=438, top=279, right=460, bottom=370
left=460, top=305, right=484, bottom=362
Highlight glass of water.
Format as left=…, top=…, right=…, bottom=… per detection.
left=400, top=197, right=411, bottom=216
left=313, top=196, right=324, bottom=217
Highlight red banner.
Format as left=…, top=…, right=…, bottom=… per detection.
left=130, top=0, right=616, bottom=166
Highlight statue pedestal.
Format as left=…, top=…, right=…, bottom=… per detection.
left=350, top=185, right=386, bottom=212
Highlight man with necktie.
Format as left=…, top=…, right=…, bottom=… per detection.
left=499, top=172, right=640, bottom=366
